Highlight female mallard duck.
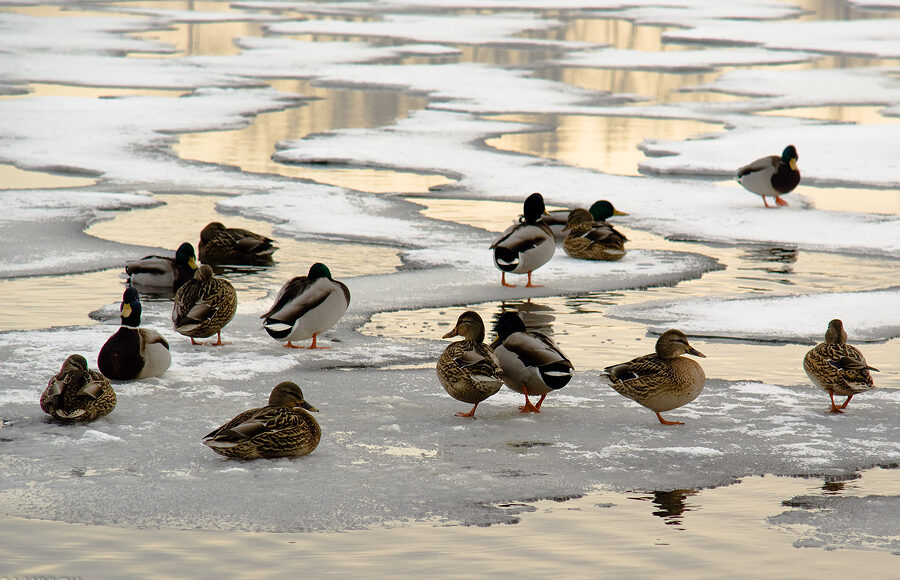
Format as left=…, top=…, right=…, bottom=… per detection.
left=261, top=263, right=350, bottom=349
left=437, top=311, right=504, bottom=418
left=737, top=144, right=800, bottom=207
left=603, top=329, right=706, bottom=426
left=98, top=287, right=171, bottom=380
left=199, top=221, right=277, bottom=265
left=490, top=311, right=573, bottom=413
left=203, top=381, right=320, bottom=459
left=562, top=208, right=629, bottom=261
left=125, top=242, right=197, bottom=294
left=490, top=192, right=555, bottom=288
left=546, top=200, right=627, bottom=240
left=803, top=319, right=878, bottom=414
left=172, top=264, right=237, bottom=346
left=41, top=355, right=116, bottom=423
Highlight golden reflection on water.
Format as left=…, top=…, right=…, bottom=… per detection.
left=131, top=21, right=265, bottom=58
left=0, top=83, right=185, bottom=100
left=0, top=164, right=95, bottom=190
left=174, top=79, right=451, bottom=194
left=487, top=114, right=722, bottom=176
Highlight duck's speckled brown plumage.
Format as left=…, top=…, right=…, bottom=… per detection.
left=199, top=222, right=277, bottom=265
left=603, top=329, right=706, bottom=425
left=562, top=208, right=628, bottom=261
left=803, top=319, right=877, bottom=413
left=172, top=265, right=237, bottom=345
left=203, top=382, right=321, bottom=459
left=40, top=355, right=116, bottom=423
left=436, top=311, right=503, bottom=418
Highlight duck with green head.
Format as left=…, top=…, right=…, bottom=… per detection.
left=125, top=242, right=197, bottom=294
left=737, top=145, right=800, bottom=207
left=98, top=287, right=171, bottom=380
left=261, top=263, right=350, bottom=349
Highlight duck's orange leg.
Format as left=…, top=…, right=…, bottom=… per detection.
left=283, top=341, right=301, bottom=349
left=827, top=392, right=845, bottom=414
left=524, top=271, right=542, bottom=288
left=307, top=333, right=331, bottom=349
left=501, top=272, right=516, bottom=288
left=762, top=196, right=771, bottom=208
left=190, top=337, right=201, bottom=346
left=210, top=331, right=225, bottom=346
left=840, top=394, right=854, bottom=409
left=656, top=412, right=684, bottom=426
left=533, top=393, right=548, bottom=411
left=456, top=403, right=478, bottom=418
left=775, top=195, right=789, bottom=206
left=519, top=386, right=541, bottom=413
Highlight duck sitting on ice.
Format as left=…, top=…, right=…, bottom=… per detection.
left=98, top=287, right=171, bottom=380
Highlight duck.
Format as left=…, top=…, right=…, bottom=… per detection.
left=490, top=311, right=573, bottom=413
left=562, top=208, right=629, bottom=261
left=803, top=319, right=878, bottom=414
left=546, top=199, right=628, bottom=240
left=437, top=311, right=504, bottom=418
left=737, top=145, right=800, bottom=207
left=125, top=242, right=197, bottom=294
left=203, top=381, right=321, bottom=459
left=40, top=354, right=116, bottom=423
left=199, top=221, right=277, bottom=265
left=98, top=287, right=171, bottom=380
left=603, top=329, right=707, bottom=426
left=172, top=264, right=237, bottom=346
left=490, top=192, right=555, bottom=288
left=261, top=263, right=350, bottom=349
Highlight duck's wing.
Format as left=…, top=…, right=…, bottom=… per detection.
left=260, top=276, right=331, bottom=322
left=225, top=228, right=277, bottom=254
left=502, top=331, right=571, bottom=368
left=450, top=342, right=503, bottom=376
left=604, top=353, right=665, bottom=383
left=737, top=155, right=778, bottom=178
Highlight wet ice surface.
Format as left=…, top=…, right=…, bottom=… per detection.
left=0, top=0, right=898, bottom=555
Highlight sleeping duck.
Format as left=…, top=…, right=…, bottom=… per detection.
left=562, top=208, right=629, bottom=261
left=98, top=287, right=171, bottom=381
left=603, top=329, right=706, bottom=426
left=199, top=222, right=277, bottom=265
left=490, top=193, right=555, bottom=288
left=125, top=242, right=197, bottom=294
left=737, top=145, right=800, bottom=207
left=803, top=319, right=878, bottom=414
left=203, top=381, right=321, bottom=459
left=546, top=200, right=627, bottom=240
left=261, top=263, right=350, bottom=349
left=41, top=354, right=116, bottom=423
left=437, top=311, right=504, bottom=418
left=490, top=311, right=573, bottom=413
left=172, top=264, right=237, bottom=346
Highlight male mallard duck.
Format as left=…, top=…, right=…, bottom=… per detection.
left=803, top=319, right=878, bottom=414
left=490, top=311, right=573, bottom=413
left=261, top=263, right=350, bottom=349
left=737, top=145, right=800, bottom=207
left=125, top=242, right=197, bottom=294
left=199, top=222, right=277, bottom=265
left=562, top=208, right=629, bottom=261
left=98, top=287, right=171, bottom=380
left=490, top=192, right=555, bottom=288
left=203, top=381, right=320, bottom=459
left=172, top=264, right=237, bottom=346
left=40, top=355, right=116, bottom=423
left=603, top=329, right=706, bottom=426
left=437, top=311, right=504, bottom=418
left=546, top=200, right=627, bottom=240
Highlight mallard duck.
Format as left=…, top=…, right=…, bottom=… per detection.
left=172, top=264, right=237, bottom=346
left=803, top=319, right=878, bottom=414
left=125, top=242, right=197, bottom=294
left=40, top=355, right=116, bottom=423
left=562, top=208, right=629, bottom=261
left=490, top=192, right=555, bottom=288
left=737, top=145, right=800, bottom=207
left=546, top=200, right=627, bottom=240
left=261, top=263, right=350, bottom=349
left=203, top=381, right=321, bottom=459
left=199, top=222, right=277, bottom=265
left=437, top=311, right=504, bottom=418
left=490, top=311, right=573, bottom=413
left=603, top=329, right=706, bottom=426
left=98, top=287, right=171, bottom=380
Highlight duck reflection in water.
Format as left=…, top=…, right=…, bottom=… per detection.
left=631, top=489, right=698, bottom=528
left=496, top=299, right=557, bottom=338
left=739, top=246, right=798, bottom=276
